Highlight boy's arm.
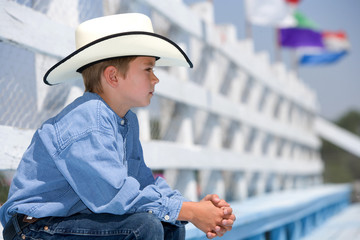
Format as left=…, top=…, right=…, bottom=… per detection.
left=53, top=130, right=184, bottom=223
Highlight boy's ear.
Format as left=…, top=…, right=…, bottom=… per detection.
left=103, top=66, right=121, bottom=88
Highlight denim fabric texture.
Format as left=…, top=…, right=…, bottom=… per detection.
left=0, top=92, right=186, bottom=229
left=7, top=212, right=185, bottom=240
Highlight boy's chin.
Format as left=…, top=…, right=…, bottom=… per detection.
left=135, top=102, right=151, bottom=108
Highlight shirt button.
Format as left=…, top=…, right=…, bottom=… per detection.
left=148, top=210, right=153, bottom=214
left=120, top=120, right=125, bottom=125
left=164, top=215, right=170, bottom=221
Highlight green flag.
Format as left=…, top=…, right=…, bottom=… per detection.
left=294, top=11, right=317, bottom=29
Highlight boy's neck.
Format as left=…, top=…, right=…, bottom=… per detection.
left=96, top=91, right=129, bottom=118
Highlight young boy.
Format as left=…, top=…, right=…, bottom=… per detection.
left=0, top=13, right=235, bottom=239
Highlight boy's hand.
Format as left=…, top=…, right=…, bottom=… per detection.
left=179, top=201, right=225, bottom=235
left=205, top=207, right=235, bottom=239
left=201, top=194, right=236, bottom=238
left=178, top=195, right=236, bottom=239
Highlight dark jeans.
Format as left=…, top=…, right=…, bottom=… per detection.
left=5, top=212, right=185, bottom=240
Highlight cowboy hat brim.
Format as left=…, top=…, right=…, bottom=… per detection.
left=43, top=31, right=193, bottom=85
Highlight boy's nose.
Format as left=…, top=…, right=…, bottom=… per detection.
left=152, top=72, right=159, bottom=84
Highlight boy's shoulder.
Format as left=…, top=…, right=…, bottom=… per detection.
left=55, top=92, right=102, bottom=127
left=49, top=92, right=118, bottom=148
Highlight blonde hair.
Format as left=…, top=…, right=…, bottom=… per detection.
left=81, top=56, right=137, bottom=93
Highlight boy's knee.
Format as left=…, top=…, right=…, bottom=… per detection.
left=138, top=212, right=162, bottom=227
left=135, top=212, right=164, bottom=239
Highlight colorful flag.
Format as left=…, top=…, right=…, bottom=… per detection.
left=299, top=50, right=347, bottom=65
left=245, top=0, right=299, bottom=27
left=279, top=27, right=324, bottom=48
left=278, top=10, right=324, bottom=48
left=299, top=31, right=350, bottom=65
left=294, top=11, right=317, bottom=29
left=322, top=31, right=350, bottom=51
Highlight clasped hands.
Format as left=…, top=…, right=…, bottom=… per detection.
left=200, top=194, right=236, bottom=239
left=179, top=194, right=236, bottom=238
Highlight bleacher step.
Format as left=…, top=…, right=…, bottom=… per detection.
left=302, top=203, right=360, bottom=240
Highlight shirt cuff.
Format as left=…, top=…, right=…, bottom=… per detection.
left=149, top=196, right=184, bottom=223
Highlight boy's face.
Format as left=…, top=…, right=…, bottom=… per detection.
left=119, top=56, right=159, bottom=108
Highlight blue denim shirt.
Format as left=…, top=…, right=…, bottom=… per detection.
left=0, top=92, right=185, bottom=226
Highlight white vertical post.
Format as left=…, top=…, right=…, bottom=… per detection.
left=252, top=130, right=265, bottom=156
left=137, top=108, right=151, bottom=142
left=262, top=91, right=278, bottom=118
left=46, top=0, right=80, bottom=28
left=281, top=140, right=293, bottom=161
left=267, top=136, right=279, bottom=158
left=34, top=55, right=58, bottom=112
left=229, top=123, right=245, bottom=153
left=278, top=99, right=290, bottom=123
left=247, top=81, right=263, bottom=111
left=283, top=175, right=295, bottom=190
left=270, top=174, right=282, bottom=192
left=230, top=172, right=253, bottom=201
left=229, top=69, right=247, bottom=103
left=254, top=172, right=268, bottom=196
left=35, top=0, right=80, bottom=113
left=171, top=106, right=199, bottom=201
left=199, top=116, right=226, bottom=199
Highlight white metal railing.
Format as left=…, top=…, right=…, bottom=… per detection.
left=186, top=184, right=352, bottom=240
left=315, top=117, right=360, bottom=158
left=0, top=0, right=323, bottom=203
left=131, top=0, right=323, bottom=201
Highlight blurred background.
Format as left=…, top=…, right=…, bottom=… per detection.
left=184, top=0, right=360, bottom=191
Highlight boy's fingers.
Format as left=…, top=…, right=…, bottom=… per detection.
left=222, top=219, right=233, bottom=226
left=206, top=232, right=217, bottom=239
left=222, top=207, right=233, bottom=215
left=202, top=194, right=220, bottom=203
left=222, top=213, right=236, bottom=226
left=210, top=195, right=220, bottom=203
left=202, top=194, right=232, bottom=209
left=215, top=226, right=226, bottom=236
left=207, top=224, right=228, bottom=238
left=223, top=225, right=233, bottom=231
left=217, top=199, right=230, bottom=207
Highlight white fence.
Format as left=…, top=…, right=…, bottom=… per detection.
left=0, top=0, right=323, bottom=203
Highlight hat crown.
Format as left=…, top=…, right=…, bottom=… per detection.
left=75, top=13, right=154, bottom=49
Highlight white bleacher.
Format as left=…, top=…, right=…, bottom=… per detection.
left=0, top=0, right=324, bottom=202
left=303, top=203, right=360, bottom=240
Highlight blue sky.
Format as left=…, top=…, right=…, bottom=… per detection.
left=184, top=0, right=360, bottom=121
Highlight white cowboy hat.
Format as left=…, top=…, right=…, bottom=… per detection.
left=44, top=13, right=193, bottom=85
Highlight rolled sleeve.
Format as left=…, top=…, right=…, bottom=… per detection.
left=155, top=176, right=189, bottom=202
left=144, top=177, right=188, bottom=223
left=144, top=193, right=184, bottom=223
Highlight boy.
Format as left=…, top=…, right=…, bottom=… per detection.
left=0, top=13, right=235, bottom=239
